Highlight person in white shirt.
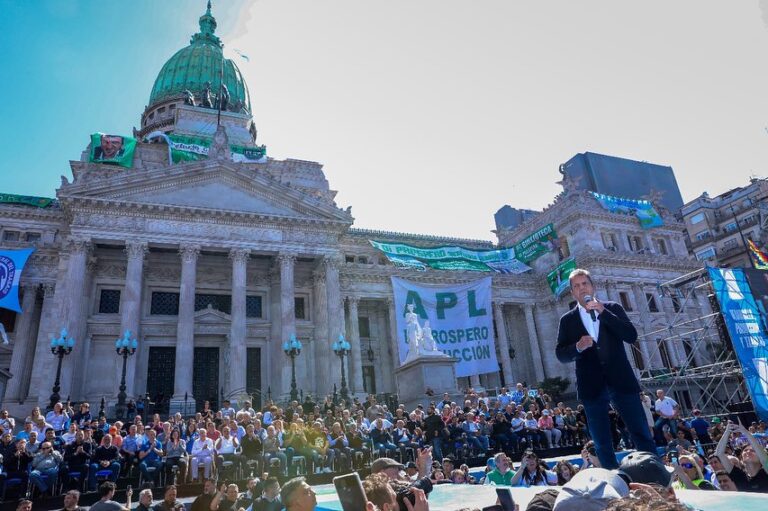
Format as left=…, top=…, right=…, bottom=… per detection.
left=654, top=389, right=679, bottom=436
left=220, top=400, right=236, bottom=419
left=216, top=425, right=243, bottom=478
left=190, top=428, right=215, bottom=480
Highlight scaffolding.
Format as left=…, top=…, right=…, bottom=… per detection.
left=636, top=267, right=750, bottom=416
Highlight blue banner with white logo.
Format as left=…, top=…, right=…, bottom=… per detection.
left=708, top=267, right=768, bottom=421
left=0, top=248, right=34, bottom=313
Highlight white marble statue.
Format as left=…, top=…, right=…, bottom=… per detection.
left=421, top=320, right=438, bottom=352
left=405, top=303, right=422, bottom=362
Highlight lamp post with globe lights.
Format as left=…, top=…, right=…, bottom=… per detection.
left=332, top=334, right=351, bottom=402
left=48, top=328, right=75, bottom=411
left=114, top=330, right=138, bottom=419
left=282, top=334, right=302, bottom=402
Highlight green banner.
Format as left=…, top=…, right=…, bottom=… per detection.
left=89, top=133, right=137, bottom=168
left=0, top=193, right=53, bottom=208
left=370, top=240, right=531, bottom=274
left=513, top=223, right=559, bottom=264
left=167, top=134, right=267, bottom=163
left=547, top=258, right=577, bottom=296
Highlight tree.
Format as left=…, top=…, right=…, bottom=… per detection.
left=537, top=376, right=571, bottom=401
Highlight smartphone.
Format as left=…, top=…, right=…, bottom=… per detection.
left=333, top=473, right=367, bottom=511
left=495, top=488, right=515, bottom=511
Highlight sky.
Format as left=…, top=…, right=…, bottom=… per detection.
left=2, top=0, right=768, bottom=242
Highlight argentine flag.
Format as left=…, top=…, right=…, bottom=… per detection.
left=0, top=248, right=34, bottom=312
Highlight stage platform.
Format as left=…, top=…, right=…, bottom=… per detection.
left=314, top=482, right=768, bottom=511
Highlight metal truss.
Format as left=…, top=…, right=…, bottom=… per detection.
left=636, top=267, right=749, bottom=415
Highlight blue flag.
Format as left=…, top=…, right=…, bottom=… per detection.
left=0, top=248, right=35, bottom=312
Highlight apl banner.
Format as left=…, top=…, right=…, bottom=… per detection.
left=0, top=248, right=35, bottom=313
left=708, top=267, right=768, bottom=421
left=371, top=241, right=531, bottom=274
left=391, top=276, right=498, bottom=377
left=590, top=192, right=663, bottom=229
left=89, top=133, right=137, bottom=168
left=514, top=223, right=559, bottom=264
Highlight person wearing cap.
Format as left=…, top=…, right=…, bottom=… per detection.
left=371, top=457, right=405, bottom=480
left=553, top=467, right=628, bottom=511
left=619, top=451, right=671, bottom=488
left=556, top=268, right=657, bottom=470
left=538, top=409, right=561, bottom=449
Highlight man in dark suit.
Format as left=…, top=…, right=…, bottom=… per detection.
left=556, top=268, right=656, bottom=469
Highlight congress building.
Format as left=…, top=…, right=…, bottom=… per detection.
left=0, top=4, right=712, bottom=417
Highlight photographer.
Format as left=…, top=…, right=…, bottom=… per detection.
left=363, top=473, right=429, bottom=511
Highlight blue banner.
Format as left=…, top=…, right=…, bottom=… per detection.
left=708, top=267, right=768, bottom=421
left=0, top=248, right=34, bottom=313
left=590, top=192, right=663, bottom=229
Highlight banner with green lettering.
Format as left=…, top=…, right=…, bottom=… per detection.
left=513, top=223, right=559, bottom=263
left=391, top=276, right=498, bottom=376
left=547, top=258, right=577, bottom=296
left=370, top=240, right=531, bottom=274
left=165, top=134, right=267, bottom=163
left=89, top=133, right=137, bottom=168
left=0, top=194, right=53, bottom=208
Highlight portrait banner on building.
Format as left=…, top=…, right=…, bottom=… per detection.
left=391, top=276, right=498, bottom=377
left=514, top=223, right=559, bottom=264
left=546, top=258, right=577, bottom=296
left=708, top=267, right=768, bottom=421
left=88, top=133, right=137, bottom=168
left=590, top=192, right=663, bottom=229
left=371, top=240, right=531, bottom=274
left=0, top=193, right=53, bottom=208
left=0, top=248, right=35, bottom=313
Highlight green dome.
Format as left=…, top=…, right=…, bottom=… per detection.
left=148, top=2, right=251, bottom=113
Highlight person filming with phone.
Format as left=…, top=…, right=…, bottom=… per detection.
left=556, top=268, right=657, bottom=469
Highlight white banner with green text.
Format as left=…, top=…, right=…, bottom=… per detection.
left=391, top=276, right=498, bottom=377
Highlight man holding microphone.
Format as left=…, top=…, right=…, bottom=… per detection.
left=556, top=268, right=657, bottom=469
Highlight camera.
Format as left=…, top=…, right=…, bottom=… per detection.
left=393, top=476, right=433, bottom=509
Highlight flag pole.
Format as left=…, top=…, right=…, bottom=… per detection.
left=217, top=53, right=224, bottom=127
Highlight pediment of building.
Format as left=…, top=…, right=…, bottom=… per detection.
left=194, top=304, right=231, bottom=322
left=61, top=160, right=353, bottom=227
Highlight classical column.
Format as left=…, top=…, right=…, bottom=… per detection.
left=5, top=285, right=40, bottom=401
left=312, top=270, right=329, bottom=396
left=228, top=248, right=249, bottom=395
left=346, top=296, right=365, bottom=394
left=386, top=298, right=402, bottom=371
left=324, top=256, right=343, bottom=395
left=58, top=239, right=92, bottom=399
left=631, top=283, right=658, bottom=368
left=121, top=241, right=147, bottom=399
left=523, top=304, right=546, bottom=383
left=173, top=244, right=200, bottom=401
left=492, top=302, right=514, bottom=386
left=605, top=281, right=641, bottom=375
left=469, top=374, right=481, bottom=388
left=277, top=252, right=296, bottom=398
left=32, top=283, right=58, bottom=405
left=269, top=267, right=283, bottom=399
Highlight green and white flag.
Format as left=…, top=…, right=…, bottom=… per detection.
left=514, top=223, right=559, bottom=264
left=370, top=240, right=531, bottom=274
left=0, top=194, right=53, bottom=208
left=547, top=258, right=577, bottom=296
left=89, top=133, right=137, bottom=168
left=166, top=134, right=267, bottom=164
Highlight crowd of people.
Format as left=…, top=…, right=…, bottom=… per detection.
left=0, top=384, right=767, bottom=510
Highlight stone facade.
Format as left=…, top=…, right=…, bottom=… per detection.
left=0, top=5, right=716, bottom=417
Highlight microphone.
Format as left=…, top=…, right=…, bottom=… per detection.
left=584, top=295, right=597, bottom=322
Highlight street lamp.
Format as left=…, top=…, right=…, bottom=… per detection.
left=332, top=333, right=351, bottom=402
left=49, top=328, right=75, bottom=411
left=282, top=334, right=303, bottom=402
left=114, top=330, right=138, bottom=420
